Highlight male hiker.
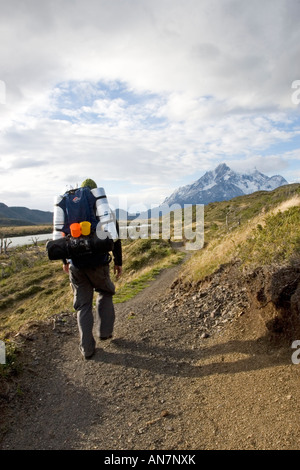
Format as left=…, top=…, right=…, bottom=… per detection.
left=55, top=178, right=122, bottom=359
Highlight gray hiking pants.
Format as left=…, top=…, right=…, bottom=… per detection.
left=69, top=263, right=116, bottom=357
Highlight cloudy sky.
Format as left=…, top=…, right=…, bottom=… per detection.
left=0, top=0, right=300, bottom=212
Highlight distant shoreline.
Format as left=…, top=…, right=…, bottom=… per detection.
left=0, top=225, right=52, bottom=239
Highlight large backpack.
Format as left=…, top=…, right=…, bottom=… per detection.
left=58, top=187, right=98, bottom=236
left=46, top=186, right=116, bottom=268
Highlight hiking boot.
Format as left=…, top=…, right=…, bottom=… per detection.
left=100, top=335, right=113, bottom=341
left=79, top=345, right=95, bottom=360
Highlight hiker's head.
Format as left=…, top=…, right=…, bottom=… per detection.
left=81, top=178, right=97, bottom=190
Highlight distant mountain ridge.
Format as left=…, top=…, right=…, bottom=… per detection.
left=163, top=163, right=288, bottom=207
left=0, top=164, right=289, bottom=226
left=0, top=202, right=53, bottom=226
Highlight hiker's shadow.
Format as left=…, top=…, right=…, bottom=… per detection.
left=93, top=336, right=290, bottom=378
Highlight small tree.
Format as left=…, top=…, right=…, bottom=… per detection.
left=30, top=236, right=39, bottom=247
left=0, top=237, right=12, bottom=254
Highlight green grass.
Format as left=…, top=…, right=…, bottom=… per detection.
left=114, top=253, right=184, bottom=303
left=238, top=206, right=300, bottom=267
left=203, top=183, right=300, bottom=241
left=114, top=267, right=162, bottom=303
left=0, top=245, right=72, bottom=337
left=112, top=238, right=185, bottom=301
left=181, top=189, right=300, bottom=283
left=0, top=339, right=21, bottom=378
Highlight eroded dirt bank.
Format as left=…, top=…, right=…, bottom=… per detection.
left=1, top=259, right=300, bottom=450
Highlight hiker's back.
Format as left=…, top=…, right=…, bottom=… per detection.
left=47, top=186, right=118, bottom=268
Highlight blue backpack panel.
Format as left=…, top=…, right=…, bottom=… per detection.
left=58, top=187, right=98, bottom=235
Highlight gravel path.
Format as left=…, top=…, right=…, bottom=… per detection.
left=2, top=259, right=300, bottom=450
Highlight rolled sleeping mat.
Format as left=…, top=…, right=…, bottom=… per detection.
left=53, top=195, right=65, bottom=240
left=46, top=232, right=114, bottom=261
left=91, top=187, right=119, bottom=241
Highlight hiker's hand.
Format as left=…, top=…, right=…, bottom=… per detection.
left=63, top=263, right=70, bottom=274
left=114, top=265, right=122, bottom=279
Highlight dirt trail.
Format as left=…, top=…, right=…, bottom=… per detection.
left=1, top=258, right=300, bottom=450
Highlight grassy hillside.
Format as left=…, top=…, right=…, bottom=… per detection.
left=0, top=203, right=53, bottom=226
left=181, top=183, right=300, bottom=283
left=203, top=183, right=300, bottom=238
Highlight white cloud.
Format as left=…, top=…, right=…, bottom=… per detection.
left=1, top=0, right=299, bottom=108
left=0, top=0, right=300, bottom=210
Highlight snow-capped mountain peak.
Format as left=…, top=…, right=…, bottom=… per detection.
left=164, top=163, right=288, bottom=206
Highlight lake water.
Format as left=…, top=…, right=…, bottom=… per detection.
left=7, top=233, right=52, bottom=248
left=6, top=223, right=153, bottom=247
